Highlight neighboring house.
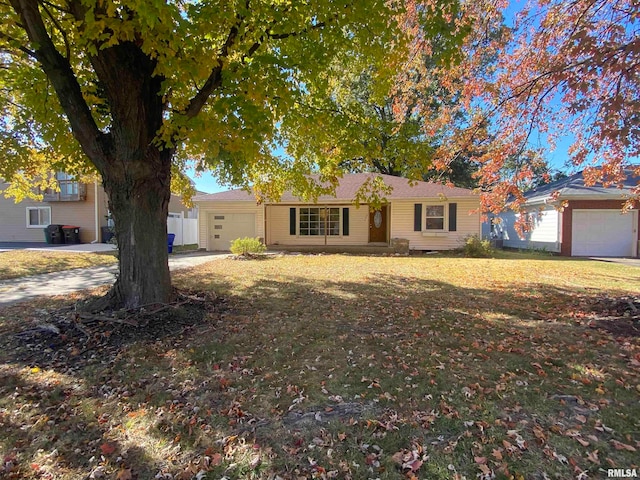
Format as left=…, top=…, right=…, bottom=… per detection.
left=193, top=173, right=480, bottom=252
left=488, top=169, right=639, bottom=257
left=0, top=174, right=196, bottom=244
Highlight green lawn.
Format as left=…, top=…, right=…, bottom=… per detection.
left=0, top=250, right=117, bottom=281
left=0, top=253, right=638, bottom=479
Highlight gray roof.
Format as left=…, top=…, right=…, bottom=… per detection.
left=525, top=168, right=640, bottom=204
left=193, top=173, right=475, bottom=203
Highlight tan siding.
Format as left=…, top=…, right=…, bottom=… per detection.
left=390, top=198, right=480, bottom=250
left=168, top=194, right=191, bottom=217
left=197, top=202, right=264, bottom=251
left=0, top=182, right=49, bottom=242
left=96, top=184, right=110, bottom=240
left=267, top=205, right=369, bottom=246
left=50, top=182, right=99, bottom=243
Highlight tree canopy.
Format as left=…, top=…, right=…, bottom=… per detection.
left=398, top=0, right=639, bottom=214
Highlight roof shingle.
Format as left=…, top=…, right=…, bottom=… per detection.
left=193, top=173, right=475, bottom=203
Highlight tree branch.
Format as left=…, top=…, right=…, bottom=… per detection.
left=39, top=0, right=71, bottom=60
left=9, top=0, right=110, bottom=167
left=0, top=30, right=37, bottom=58
left=184, top=9, right=339, bottom=122
left=182, top=23, right=241, bottom=120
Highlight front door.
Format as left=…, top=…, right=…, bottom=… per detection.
left=369, top=206, right=387, bottom=243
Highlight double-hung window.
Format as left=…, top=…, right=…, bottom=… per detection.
left=425, top=205, right=445, bottom=230
left=299, top=207, right=340, bottom=236
left=414, top=203, right=457, bottom=234
left=26, top=206, right=51, bottom=228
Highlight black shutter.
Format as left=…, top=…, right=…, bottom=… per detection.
left=289, top=208, right=296, bottom=235
left=342, top=208, right=349, bottom=236
left=414, top=204, right=422, bottom=231
left=448, top=203, right=457, bottom=232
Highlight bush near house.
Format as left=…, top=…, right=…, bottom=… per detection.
left=460, top=235, right=494, bottom=257
left=230, top=237, right=266, bottom=256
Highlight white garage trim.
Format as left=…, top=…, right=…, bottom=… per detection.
left=571, top=209, right=637, bottom=257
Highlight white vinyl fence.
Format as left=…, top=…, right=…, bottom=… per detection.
left=167, top=215, right=198, bottom=246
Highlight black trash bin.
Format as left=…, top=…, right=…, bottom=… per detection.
left=62, top=225, right=81, bottom=244
left=101, top=226, right=115, bottom=243
left=44, top=224, right=64, bottom=244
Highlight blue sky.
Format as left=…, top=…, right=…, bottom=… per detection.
left=187, top=166, right=226, bottom=194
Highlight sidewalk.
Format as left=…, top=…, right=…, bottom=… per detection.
left=0, top=252, right=229, bottom=307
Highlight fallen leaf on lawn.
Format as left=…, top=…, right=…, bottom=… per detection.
left=492, top=449, right=503, bottom=461
left=407, top=459, right=423, bottom=472
left=532, top=425, right=547, bottom=443
left=575, top=414, right=587, bottom=424
left=100, top=442, right=116, bottom=455
left=610, top=440, right=636, bottom=452
left=576, top=437, right=590, bottom=447
left=478, top=464, right=492, bottom=475
left=391, top=451, right=404, bottom=465
left=507, top=431, right=528, bottom=450
left=502, top=440, right=516, bottom=454
left=594, top=421, right=613, bottom=433
left=116, top=469, right=133, bottom=480
left=474, top=456, right=487, bottom=464
left=587, top=450, right=599, bottom=464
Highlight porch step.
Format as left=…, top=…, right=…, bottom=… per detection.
left=268, top=244, right=396, bottom=255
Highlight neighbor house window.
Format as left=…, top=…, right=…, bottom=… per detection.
left=26, top=206, right=51, bottom=227
left=425, top=205, right=445, bottom=230
left=299, top=207, right=340, bottom=236
left=55, top=172, right=79, bottom=196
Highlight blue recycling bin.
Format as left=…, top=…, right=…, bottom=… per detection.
left=167, top=233, right=176, bottom=253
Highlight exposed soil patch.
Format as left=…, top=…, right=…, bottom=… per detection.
left=588, top=295, right=640, bottom=337
left=6, top=290, right=226, bottom=372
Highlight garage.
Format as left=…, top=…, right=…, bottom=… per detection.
left=571, top=210, right=636, bottom=257
left=208, top=213, right=256, bottom=251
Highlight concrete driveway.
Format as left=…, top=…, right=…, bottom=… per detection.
left=590, top=257, right=640, bottom=267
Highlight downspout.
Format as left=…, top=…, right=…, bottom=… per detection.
left=91, top=179, right=99, bottom=243
left=263, top=204, right=268, bottom=246
left=324, top=205, right=328, bottom=246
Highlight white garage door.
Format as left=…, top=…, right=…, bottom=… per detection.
left=208, top=213, right=256, bottom=251
left=572, top=210, right=635, bottom=257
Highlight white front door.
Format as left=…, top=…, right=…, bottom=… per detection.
left=572, top=209, right=636, bottom=257
left=208, top=213, right=256, bottom=251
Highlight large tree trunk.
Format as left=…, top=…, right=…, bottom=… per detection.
left=88, top=148, right=174, bottom=311
left=101, top=157, right=173, bottom=310
left=88, top=43, right=174, bottom=311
